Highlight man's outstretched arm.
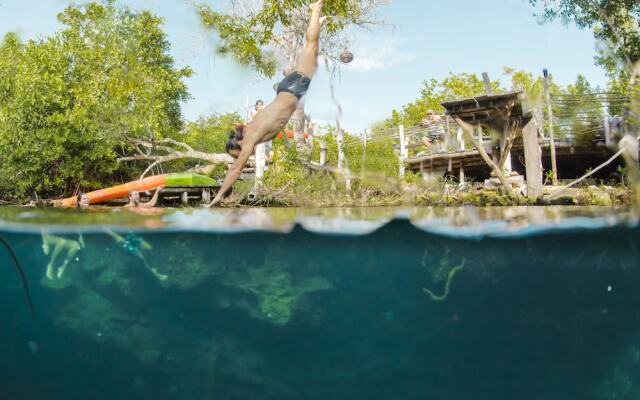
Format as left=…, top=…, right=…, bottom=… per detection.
left=141, top=186, right=164, bottom=208
left=205, top=146, right=253, bottom=207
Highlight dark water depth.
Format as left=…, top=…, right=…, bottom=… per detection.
left=0, top=207, right=639, bottom=400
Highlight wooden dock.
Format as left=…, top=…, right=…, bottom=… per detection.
left=407, top=141, right=613, bottom=179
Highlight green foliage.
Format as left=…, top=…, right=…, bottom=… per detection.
left=197, top=0, right=384, bottom=77
left=183, top=112, right=242, bottom=154
left=197, top=7, right=279, bottom=77
left=503, top=67, right=546, bottom=100
left=264, top=137, right=318, bottom=191
left=0, top=1, right=191, bottom=199
left=555, top=75, right=604, bottom=144
left=529, top=0, right=640, bottom=78
left=374, top=72, right=503, bottom=129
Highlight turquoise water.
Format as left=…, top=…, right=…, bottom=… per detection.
left=0, top=206, right=639, bottom=399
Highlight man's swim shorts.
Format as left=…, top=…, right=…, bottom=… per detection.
left=276, top=71, right=311, bottom=99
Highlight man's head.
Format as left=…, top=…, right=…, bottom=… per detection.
left=427, top=109, right=434, bottom=117
left=226, top=125, right=245, bottom=158
left=78, top=193, right=90, bottom=209
left=129, top=190, right=141, bottom=204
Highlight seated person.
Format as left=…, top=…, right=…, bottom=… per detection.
left=421, top=109, right=442, bottom=127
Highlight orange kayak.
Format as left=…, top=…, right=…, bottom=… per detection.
left=55, top=175, right=167, bottom=207
left=55, top=173, right=219, bottom=207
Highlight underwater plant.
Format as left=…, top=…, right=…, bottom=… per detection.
left=423, top=260, right=466, bottom=303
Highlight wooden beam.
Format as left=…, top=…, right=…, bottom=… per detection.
left=482, top=72, right=492, bottom=94
left=522, top=119, right=543, bottom=199
left=543, top=69, right=559, bottom=186
left=454, top=117, right=517, bottom=198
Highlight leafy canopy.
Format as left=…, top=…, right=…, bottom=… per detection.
left=197, top=0, right=387, bottom=77
left=0, top=1, right=192, bottom=199
left=529, top=0, right=640, bottom=78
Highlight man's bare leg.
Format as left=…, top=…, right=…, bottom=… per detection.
left=296, top=0, right=325, bottom=78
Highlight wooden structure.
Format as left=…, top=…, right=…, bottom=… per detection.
left=158, top=186, right=219, bottom=206
left=407, top=88, right=544, bottom=199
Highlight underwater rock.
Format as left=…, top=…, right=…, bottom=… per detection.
left=53, top=289, right=168, bottom=365
left=598, top=344, right=640, bottom=400
left=158, top=237, right=227, bottom=290
left=220, top=252, right=333, bottom=325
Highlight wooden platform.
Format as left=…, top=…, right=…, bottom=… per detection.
left=104, top=186, right=220, bottom=206
left=407, top=142, right=612, bottom=179
left=159, top=186, right=220, bottom=206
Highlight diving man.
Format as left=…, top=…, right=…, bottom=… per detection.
left=205, top=0, right=327, bottom=207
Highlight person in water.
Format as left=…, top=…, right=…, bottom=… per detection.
left=205, top=0, right=327, bottom=207
left=41, top=231, right=85, bottom=280
left=105, top=230, right=168, bottom=281
left=77, top=193, right=90, bottom=209
left=126, top=186, right=164, bottom=208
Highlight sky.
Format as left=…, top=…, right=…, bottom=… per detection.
left=0, top=0, right=608, bottom=133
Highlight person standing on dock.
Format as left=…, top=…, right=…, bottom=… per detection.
left=205, top=0, right=327, bottom=207
left=249, top=100, right=264, bottom=122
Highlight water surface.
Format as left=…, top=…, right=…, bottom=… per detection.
left=0, top=206, right=638, bottom=399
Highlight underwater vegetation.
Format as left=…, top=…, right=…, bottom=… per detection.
left=0, top=216, right=639, bottom=399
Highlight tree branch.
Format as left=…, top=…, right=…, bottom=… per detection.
left=118, top=137, right=236, bottom=175
left=498, top=119, right=519, bottom=171
left=454, top=118, right=518, bottom=198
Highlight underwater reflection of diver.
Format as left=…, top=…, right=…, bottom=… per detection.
left=0, top=236, right=36, bottom=319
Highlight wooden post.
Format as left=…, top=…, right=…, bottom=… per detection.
left=476, top=124, right=484, bottom=152
left=444, top=116, right=452, bottom=150
left=543, top=69, right=559, bottom=186
left=522, top=118, right=543, bottom=199
left=201, top=188, right=211, bottom=204
left=457, top=127, right=465, bottom=150
left=482, top=72, right=493, bottom=94
left=604, top=114, right=612, bottom=147
left=399, top=125, right=406, bottom=178
left=254, top=143, right=266, bottom=187
left=500, top=121, right=513, bottom=173
left=320, top=139, right=327, bottom=166
left=459, top=161, right=466, bottom=185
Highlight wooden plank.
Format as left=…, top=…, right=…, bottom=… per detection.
left=543, top=69, right=559, bottom=185
left=522, top=119, right=543, bottom=199
left=255, top=143, right=266, bottom=187
left=604, top=115, right=612, bottom=146
left=399, top=125, right=406, bottom=178
left=482, top=72, right=492, bottom=94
